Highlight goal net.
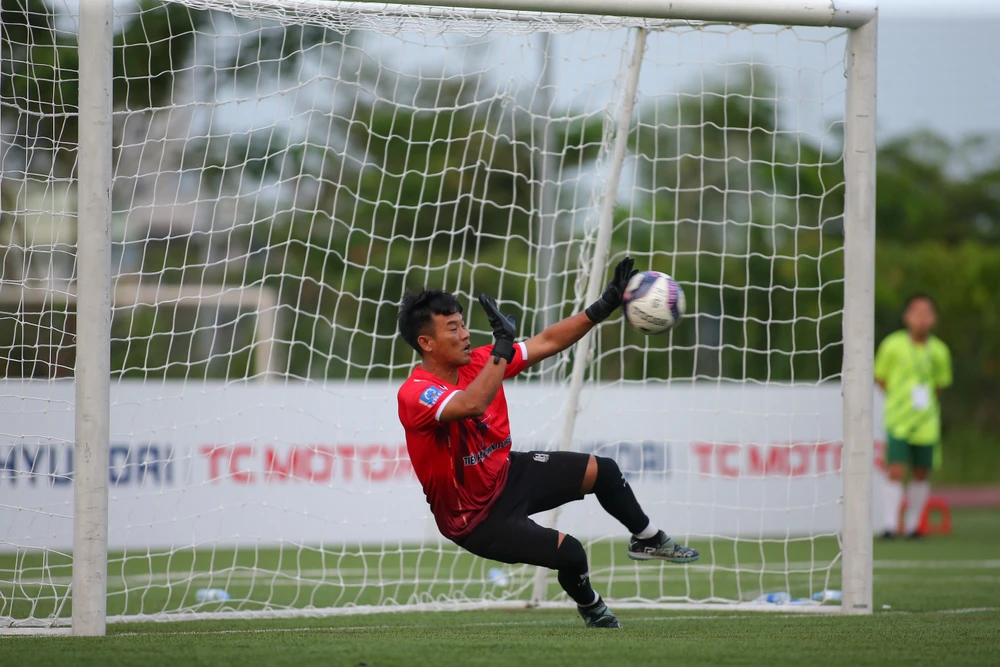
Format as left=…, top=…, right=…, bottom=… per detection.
left=1, top=0, right=875, bottom=627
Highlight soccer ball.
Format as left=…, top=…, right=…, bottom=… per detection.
left=622, top=271, right=686, bottom=335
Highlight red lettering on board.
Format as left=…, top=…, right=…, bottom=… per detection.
left=747, top=444, right=790, bottom=477
left=200, top=445, right=231, bottom=482
left=691, top=441, right=855, bottom=478
left=203, top=443, right=416, bottom=485
left=716, top=444, right=740, bottom=478
left=692, top=442, right=714, bottom=474
left=229, top=445, right=255, bottom=483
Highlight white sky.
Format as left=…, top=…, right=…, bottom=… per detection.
left=876, top=17, right=1000, bottom=140
left=876, top=0, right=1000, bottom=17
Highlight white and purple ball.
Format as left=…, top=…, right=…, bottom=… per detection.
left=622, top=271, right=686, bottom=335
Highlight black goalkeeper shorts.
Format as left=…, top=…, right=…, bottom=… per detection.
left=458, top=450, right=590, bottom=570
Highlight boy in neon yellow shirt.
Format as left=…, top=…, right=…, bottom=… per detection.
left=874, top=294, right=952, bottom=538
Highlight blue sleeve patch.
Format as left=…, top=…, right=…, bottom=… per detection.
left=418, top=385, right=446, bottom=409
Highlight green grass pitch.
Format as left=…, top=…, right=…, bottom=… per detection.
left=3, top=509, right=999, bottom=666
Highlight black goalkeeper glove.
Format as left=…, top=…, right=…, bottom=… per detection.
left=478, top=293, right=517, bottom=365
left=585, top=256, right=638, bottom=323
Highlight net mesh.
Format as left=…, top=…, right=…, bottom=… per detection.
left=1, top=0, right=851, bottom=626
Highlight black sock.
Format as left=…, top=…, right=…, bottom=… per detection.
left=592, top=456, right=650, bottom=535
left=554, top=535, right=598, bottom=606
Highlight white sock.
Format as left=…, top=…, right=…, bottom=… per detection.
left=634, top=521, right=659, bottom=540
left=904, top=480, right=931, bottom=534
left=882, top=480, right=904, bottom=534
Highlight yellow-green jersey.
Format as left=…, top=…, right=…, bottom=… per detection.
left=874, top=330, right=952, bottom=446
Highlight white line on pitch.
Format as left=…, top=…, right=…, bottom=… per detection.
left=885, top=606, right=1000, bottom=615
left=873, top=559, right=1000, bottom=569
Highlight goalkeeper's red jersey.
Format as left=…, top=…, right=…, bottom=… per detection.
left=397, top=343, right=529, bottom=541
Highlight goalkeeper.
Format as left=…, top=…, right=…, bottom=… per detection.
left=396, top=257, right=698, bottom=629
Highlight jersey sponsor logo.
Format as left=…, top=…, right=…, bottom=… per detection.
left=462, top=436, right=512, bottom=467
left=532, top=452, right=549, bottom=463
left=418, top=385, right=446, bottom=408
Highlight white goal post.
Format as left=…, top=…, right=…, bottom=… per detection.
left=2, top=0, right=875, bottom=635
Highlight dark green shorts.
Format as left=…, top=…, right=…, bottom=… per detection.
left=885, top=435, right=935, bottom=470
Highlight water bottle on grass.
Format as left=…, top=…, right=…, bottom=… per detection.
left=195, top=588, right=230, bottom=603
left=812, top=590, right=842, bottom=603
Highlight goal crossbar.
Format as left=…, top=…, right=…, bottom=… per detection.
left=214, top=0, right=877, bottom=28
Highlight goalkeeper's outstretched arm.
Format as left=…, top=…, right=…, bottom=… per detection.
left=524, top=256, right=637, bottom=366
left=439, top=294, right=516, bottom=422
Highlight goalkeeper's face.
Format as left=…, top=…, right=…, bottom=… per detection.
left=424, top=313, right=473, bottom=367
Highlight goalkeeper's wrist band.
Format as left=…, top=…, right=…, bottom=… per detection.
left=585, top=296, right=616, bottom=323
left=490, top=338, right=515, bottom=364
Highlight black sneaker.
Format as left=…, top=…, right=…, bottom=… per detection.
left=628, top=530, right=700, bottom=563
left=878, top=530, right=896, bottom=540
left=906, top=531, right=924, bottom=540
left=577, top=598, right=622, bottom=629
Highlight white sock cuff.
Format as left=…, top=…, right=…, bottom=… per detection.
left=882, top=480, right=904, bottom=534
left=635, top=521, right=659, bottom=540
left=904, top=480, right=932, bottom=533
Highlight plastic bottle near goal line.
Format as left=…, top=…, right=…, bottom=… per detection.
left=623, top=271, right=686, bottom=335
left=487, top=568, right=510, bottom=588
left=195, top=588, right=231, bottom=603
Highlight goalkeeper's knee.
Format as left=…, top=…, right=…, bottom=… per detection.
left=554, top=534, right=588, bottom=574
left=593, top=456, right=627, bottom=493
left=555, top=534, right=596, bottom=606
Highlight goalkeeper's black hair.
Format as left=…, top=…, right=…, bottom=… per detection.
left=904, top=292, right=937, bottom=314
left=398, top=289, right=464, bottom=355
